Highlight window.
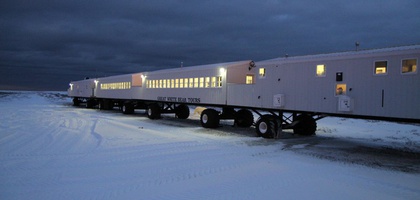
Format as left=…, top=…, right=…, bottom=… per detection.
left=171, top=79, right=175, bottom=88
left=198, top=77, right=203, bottom=88
left=184, top=78, right=189, bottom=88
left=375, top=61, right=387, bottom=75
left=189, top=78, right=194, bottom=88
left=179, top=78, right=184, bottom=88
left=194, top=78, right=199, bottom=88
left=259, top=68, right=266, bottom=78
left=205, top=77, right=210, bottom=88
left=246, top=75, right=254, bottom=84
left=211, top=77, right=216, bottom=87
left=217, top=76, right=222, bottom=87
left=316, top=64, right=326, bottom=77
left=335, top=84, right=347, bottom=96
left=402, top=59, right=417, bottom=74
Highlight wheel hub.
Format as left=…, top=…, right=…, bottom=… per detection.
left=259, top=122, right=268, bottom=134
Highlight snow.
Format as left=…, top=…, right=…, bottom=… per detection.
left=0, top=91, right=419, bottom=200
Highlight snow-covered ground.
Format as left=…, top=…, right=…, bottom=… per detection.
left=0, top=91, right=419, bottom=200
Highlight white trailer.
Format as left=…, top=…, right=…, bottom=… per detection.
left=68, top=45, right=420, bottom=138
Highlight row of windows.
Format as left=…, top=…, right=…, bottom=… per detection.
left=146, top=76, right=223, bottom=89
left=100, top=82, right=131, bottom=90
left=315, top=58, right=417, bottom=77
left=374, top=59, right=417, bottom=75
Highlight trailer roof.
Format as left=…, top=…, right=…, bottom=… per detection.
left=143, top=60, right=253, bottom=75
left=259, top=44, right=420, bottom=64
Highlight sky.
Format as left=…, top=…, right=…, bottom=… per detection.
left=1, top=0, right=420, bottom=91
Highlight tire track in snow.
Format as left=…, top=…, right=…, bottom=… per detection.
left=92, top=143, right=275, bottom=199
left=89, top=118, right=103, bottom=148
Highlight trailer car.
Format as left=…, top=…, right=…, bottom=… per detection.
left=68, top=45, right=420, bottom=138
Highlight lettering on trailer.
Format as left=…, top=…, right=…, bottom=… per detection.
left=157, top=96, right=201, bottom=103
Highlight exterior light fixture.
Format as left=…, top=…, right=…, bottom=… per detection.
left=94, top=80, right=99, bottom=88
left=219, top=68, right=226, bottom=75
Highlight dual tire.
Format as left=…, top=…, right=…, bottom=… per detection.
left=200, top=108, right=254, bottom=129
left=235, top=109, right=254, bottom=127
left=99, top=100, right=113, bottom=110
left=293, top=114, right=317, bottom=136
left=122, top=103, right=135, bottom=114
left=73, top=98, right=80, bottom=106
left=200, top=109, right=220, bottom=128
left=256, top=115, right=278, bottom=138
left=175, top=104, right=190, bottom=119
left=147, top=103, right=161, bottom=119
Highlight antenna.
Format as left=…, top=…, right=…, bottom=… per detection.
left=355, top=42, right=360, bottom=51
left=181, top=62, right=183, bottom=68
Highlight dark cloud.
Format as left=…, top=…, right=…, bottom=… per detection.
left=1, top=0, right=419, bottom=90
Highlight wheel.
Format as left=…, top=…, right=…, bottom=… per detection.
left=293, top=114, right=317, bottom=136
left=255, top=115, right=278, bottom=138
left=86, top=99, right=95, bottom=108
left=200, top=109, right=220, bottom=128
left=175, top=104, right=190, bottom=119
left=98, top=100, right=104, bottom=110
left=102, top=100, right=113, bottom=110
left=99, top=100, right=112, bottom=110
left=72, top=98, right=80, bottom=106
left=235, top=109, right=254, bottom=127
left=122, top=103, right=134, bottom=114
left=147, top=103, right=161, bottom=119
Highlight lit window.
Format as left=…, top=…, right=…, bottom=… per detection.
left=402, top=59, right=417, bottom=74
left=259, top=68, right=266, bottom=78
left=211, top=77, right=216, bottom=87
left=205, top=77, right=210, bottom=88
left=189, top=78, right=194, bottom=88
left=171, top=79, right=175, bottom=88
left=180, top=78, right=184, bottom=88
left=316, top=64, right=326, bottom=77
left=217, top=76, right=222, bottom=87
left=194, top=78, right=199, bottom=88
left=246, top=75, right=254, bottom=84
left=375, top=61, right=387, bottom=75
left=199, top=77, right=204, bottom=88
left=336, top=84, right=347, bottom=96
left=175, top=79, right=179, bottom=88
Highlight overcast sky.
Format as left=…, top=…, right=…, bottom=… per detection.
left=1, top=0, right=419, bottom=91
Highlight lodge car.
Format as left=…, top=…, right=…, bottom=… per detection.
left=68, top=45, right=420, bottom=138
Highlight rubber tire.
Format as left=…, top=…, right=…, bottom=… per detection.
left=101, top=100, right=113, bottom=110
left=235, top=109, right=254, bottom=127
left=86, top=99, right=95, bottom=109
left=175, top=104, right=190, bottom=119
left=255, top=115, right=278, bottom=138
left=122, top=103, right=134, bottom=114
left=147, top=104, right=161, bottom=119
left=73, top=98, right=80, bottom=106
left=293, top=114, right=317, bottom=136
left=98, top=101, right=103, bottom=110
left=200, top=109, right=220, bottom=128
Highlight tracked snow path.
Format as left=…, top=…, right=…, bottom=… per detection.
left=0, top=92, right=419, bottom=200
